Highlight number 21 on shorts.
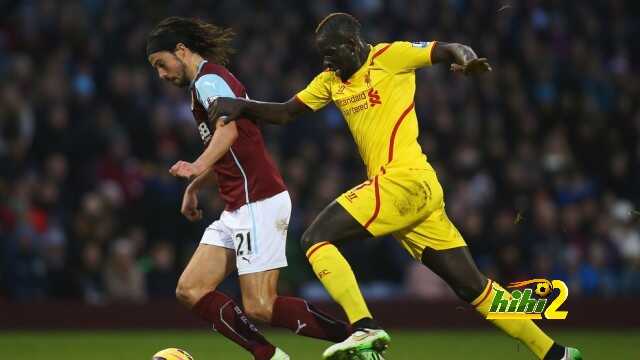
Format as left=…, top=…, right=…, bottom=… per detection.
left=233, top=229, right=253, bottom=256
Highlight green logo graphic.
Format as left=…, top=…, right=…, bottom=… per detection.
left=486, top=279, right=568, bottom=320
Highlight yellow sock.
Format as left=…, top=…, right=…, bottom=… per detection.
left=472, top=280, right=554, bottom=359
left=306, top=242, right=372, bottom=324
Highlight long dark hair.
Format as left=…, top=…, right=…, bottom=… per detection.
left=147, top=17, right=235, bottom=66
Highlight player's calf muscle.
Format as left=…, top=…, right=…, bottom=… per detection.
left=421, top=246, right=488, bottom=303
left=239, top=271, right=279, bottom=323
left=242, top=297, right=276, bottom=323
left=450, top=276, right=487, bottom=302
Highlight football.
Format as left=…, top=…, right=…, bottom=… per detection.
left=152, top=348, right=194, bottom=360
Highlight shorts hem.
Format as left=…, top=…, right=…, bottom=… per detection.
left=421, top=241, right=468, bottom=252
left=336, top=197, right=373, bottom=232
left=237, top=261, right=288, bottom=276
left=199, top=241, right=235, bottom=250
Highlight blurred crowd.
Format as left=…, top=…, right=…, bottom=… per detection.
left=1, top=0, right=639, bottom=304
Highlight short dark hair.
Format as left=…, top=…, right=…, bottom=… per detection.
left=147, top=17, right=235, bottom=66
left=315, top=12, right=361, bottom=36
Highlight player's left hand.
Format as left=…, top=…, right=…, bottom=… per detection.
left=169, top=160, right=201, bottom=180
left=208, top=97, right=245, bottom=126
left=450, top=58, right=492, bottom=75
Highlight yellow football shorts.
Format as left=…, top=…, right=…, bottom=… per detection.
left=336, top=165, right=467, bottom=260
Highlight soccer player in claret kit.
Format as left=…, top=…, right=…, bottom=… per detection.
left=210, top=12, right=583, bottom=360
left=146, top=17, right=354, bottom=360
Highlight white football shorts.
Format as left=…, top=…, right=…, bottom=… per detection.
left=200, top=191, right=291, bottom=275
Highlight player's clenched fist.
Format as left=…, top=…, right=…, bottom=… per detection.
left=181, top=188, right=202, bottom=222
left=169, top=160, right=199, bottom=179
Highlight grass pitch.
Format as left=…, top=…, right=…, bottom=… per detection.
left=1, top=329, right=636, bottom=359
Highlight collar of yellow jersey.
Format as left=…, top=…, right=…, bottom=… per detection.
left=341, top=44, right=374, bottom=83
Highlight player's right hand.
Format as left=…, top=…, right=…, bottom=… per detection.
left=450, top=57, right=492, bottom=75
left=208, top=97, right=245, bottom=126
left=181, top=188, right=203, bottom=222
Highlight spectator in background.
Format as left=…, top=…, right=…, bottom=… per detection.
left=40, top=221, right=74, bottom=298
left=145, top=241, right=177, bottom=298
left=4, top=225, right=47, bottom=301
left=609, top=200, right=640, bottom=265
left=103, top=238, right=146, bottom=304
left=78, top=242, right=106, bottom=305
left=621, top=256, right=640, bottom=295
left=609, top=200, right=640, bottom=294
left=405, top=262, right=456, bottom=300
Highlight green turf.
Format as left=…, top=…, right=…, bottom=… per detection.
left=0, top=330, right=637, bottom=359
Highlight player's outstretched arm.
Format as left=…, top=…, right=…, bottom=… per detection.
left=208, top=96, right=310, bottom=126
left=431, top=42, right=492, bottom=75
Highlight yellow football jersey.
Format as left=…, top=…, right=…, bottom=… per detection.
left=296, top=41, right=436, bottom=178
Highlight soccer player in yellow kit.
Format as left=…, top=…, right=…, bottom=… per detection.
left=210, top=12, right=582, bottom=360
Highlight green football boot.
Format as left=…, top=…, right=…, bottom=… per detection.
left=322, top=328, right=390, bottom=360
left=562, top=347, right=583, bottom=360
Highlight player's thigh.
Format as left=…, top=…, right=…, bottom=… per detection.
left=393, top=205, right=467, bottom=261
left=336, top=168, right=438, bottom=239
left=238, top=269, right=280, bottom=314
left=301, top=200, right=372, bottom=251
left=178, top=243, right=236, bottom=291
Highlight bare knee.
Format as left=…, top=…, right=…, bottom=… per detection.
left=242, top=296, right=276, bottom=323
left=175, top=278, right=215, bottom=308
left=301, top=225, right=324, bottom=254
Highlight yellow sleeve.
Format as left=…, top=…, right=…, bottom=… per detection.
left=295, top=71, right=332, bottom=112
left=378, top=41, right=436, bottom=71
